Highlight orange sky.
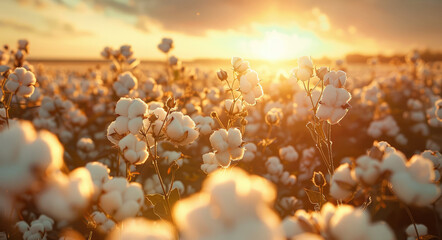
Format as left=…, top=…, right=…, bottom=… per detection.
left=1, top=0, right=441, bottom=60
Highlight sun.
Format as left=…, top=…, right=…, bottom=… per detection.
left=256, top=30, right=290, bottom=60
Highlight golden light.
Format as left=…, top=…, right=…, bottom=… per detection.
left=255, top=30, right=290, bottom=60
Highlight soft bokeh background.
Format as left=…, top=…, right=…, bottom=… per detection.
left=1, top=0, right=442, bottom=60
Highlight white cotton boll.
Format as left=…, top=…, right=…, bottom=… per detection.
left=123, top=183, right=144, bottom=204
left=164, top=112, right=199, bottom=146
left=215, top=150, right=231, bottom=167
left=36, top=168, right=93, bottom=222
left=85, top=162, right=110, bottom=200
left=231, top=57, right=250, bottom=73
left=128, top=117, right=143, bottom=134
left=194, top=115, right=215, bottom=135
left=390, top=170, right=440, bottom=207
left=408, top=155, right=435, bottom=183
left=128, top=98, right=147, bottom=119
left=210, top=129, right=228, bottom=151
left=395, top=134, right=408, bottom=145
left=330, top=163, right=357, bottom=200
left=201, top=152, right=220, bottom=174
left=114, top=201, right=140, bottom=221
left=77, top=137, right=95, bottom=152
left=316, top=85, right=351, bottom=125
left=381, top=151, right=407, bottom=173
left=92, top=211, right=107, bottom=224
left=100, top=191, right=123, bottom=215
left=161, top=151, right=183, bottom=166
left=405, top=224, right=427, bottom=240
left=324, top=70, right=347, bottom=88
left=227, top=128, right=242, bottom=148
left=114, top=116, right=129, bottom=135
left=243, top=143, right=257, bottom=162
left=103, top=177, right=129, bottom=193
left=353, top=155, right=382, bottom=185
left=239, top=70, right=263, bottom=105
left=329, top=205, right=369, bottom=240
left=266, top=157, right=284, bottom=176
left=108, top=218, right=175, bottom=240
left=279, top=145, right=299, bottom=162
left=16, top=221, right=29, bottom=233
left=224, top=99, right=243, bottom=114
left=172, top=181, right=185, bottom=195
left=280, top=171, right=296, bottom=185
left=0, top=121, right=64, bottom=196
left=115, top=97, right=132, bottom=116
left=5, top=67, right=36, bottom=97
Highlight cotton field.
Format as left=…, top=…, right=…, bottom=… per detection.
left=0, top=37, right=441, bottom=240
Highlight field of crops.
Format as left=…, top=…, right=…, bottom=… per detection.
left=1, top=23, right=442, bottom=240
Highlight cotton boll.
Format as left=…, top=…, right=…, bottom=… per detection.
left=36, top=168, right=94, bottom=222
left=231, top=57, right=250, bottom=73
left=5, top=67, right=36, bottom=97
left=118, top=134, right=148, bottom=165
left=353, top=155, right=382, bottom=185
left=386, top=154, right=441, bottom=206
left=239, top=70, right=263, bottom=105
left=279, top=145, right=299, bottom=162
left=316, top=85, right=351, bottom=125
left=323, top=70, right=347, bottom=88
left=85, top=162, right=110, bottom=201
left=266, top=157, right=284, bottom=176
left=280, top=171, right=297, bottom=186
left=100, top=177, right=143, bottom=221
left=405, top=224, right=427, bottom=240
left=381, top=151, right=407, bottom=174
left=209, top=128, right=244, bottom=168
left=201, top=152, right=220, bottom=174
left=0, top=121, right=63, bottom=196
left=194, top=115, right=215, bottom=135
left=224, top=99, right=243, bottom=115
left=243, top=143, right=257, bottom=162
left=292, top=56, right=313, bottom=82
left=164, top=112, right=199, bottom=146
left=92, top=211, right=116, bottom=233
left=330, top=163, right=357, bottom=201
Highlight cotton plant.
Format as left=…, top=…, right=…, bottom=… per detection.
left=113, top=71, right=138, bottom=97
left=264, top=156, right=296, bottom=186
left=90, top=211, right=116, bottom=234
left=77, top=137, right=99, bottom=160
left=206, top=128, right=245, bottom=168
left=98, top=177, right=144, bottom=221
left=16, top=215, right=54, bottom=240
left=101, top=44, right=140, bottom=75
left=281, top=203, right=395, bottom=240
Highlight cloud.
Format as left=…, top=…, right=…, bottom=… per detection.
left=0, top=19, right=40, bottom=33
left=0, top=17, right=93, bottom=38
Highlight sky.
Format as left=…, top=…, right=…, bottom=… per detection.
left=1, top=0, right=441, bottom=60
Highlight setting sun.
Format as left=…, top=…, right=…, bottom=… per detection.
left=254, top=30, right=289, bottom=60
